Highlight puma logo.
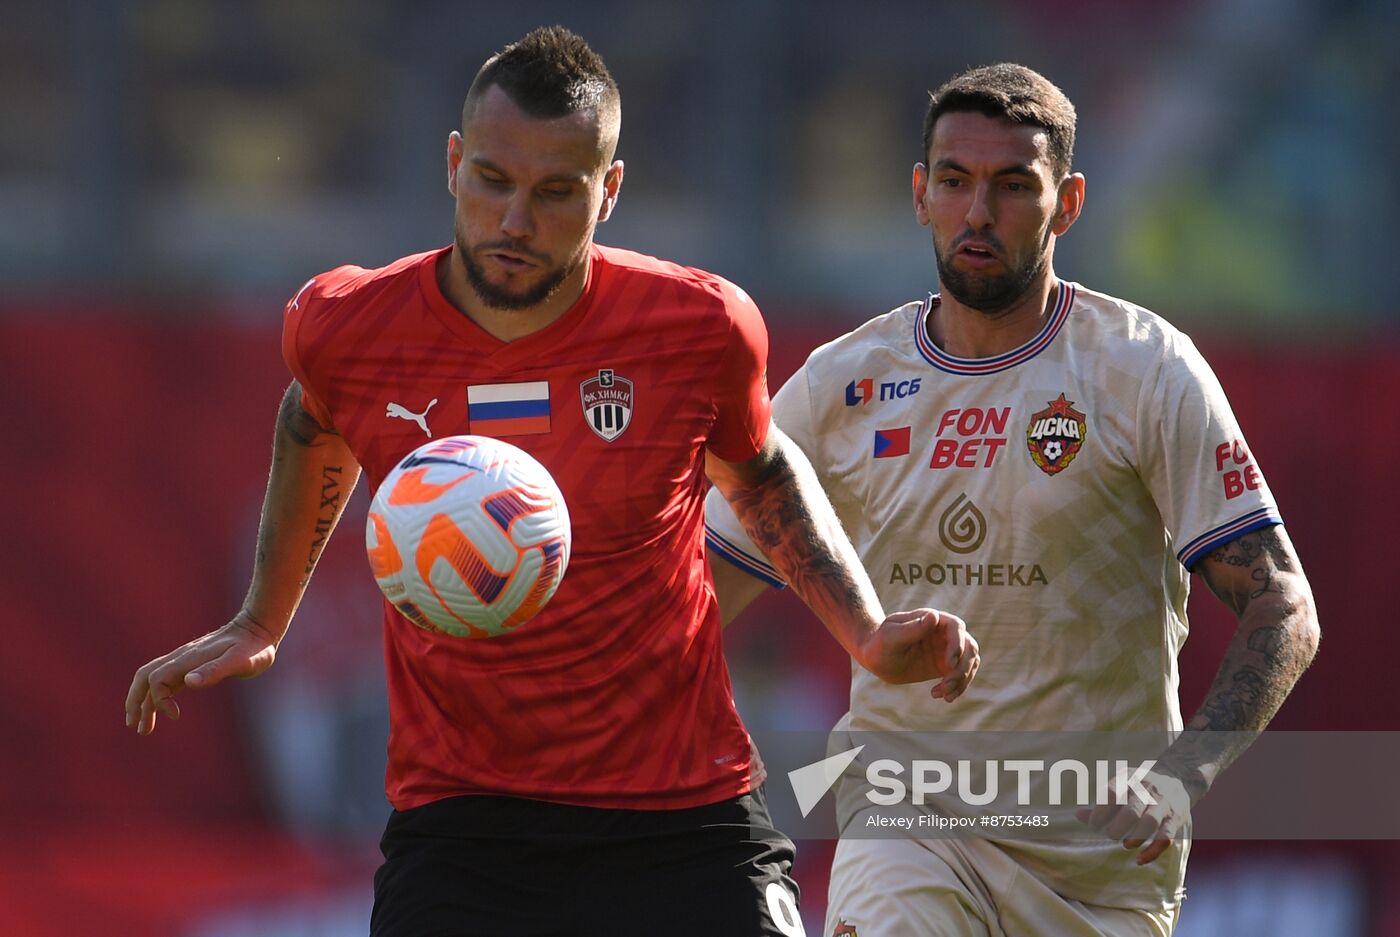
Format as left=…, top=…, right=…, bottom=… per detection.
left=386, top=398, right=438, bottom=437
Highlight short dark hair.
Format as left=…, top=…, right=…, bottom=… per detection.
left=922, top=64, right=1076, bottom=179
left=463, top=26, right=619, bottom=127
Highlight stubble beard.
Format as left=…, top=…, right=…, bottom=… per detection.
left=457, top=232, right=584, bottom=311
left=933, top=225, right=1051, bottom=317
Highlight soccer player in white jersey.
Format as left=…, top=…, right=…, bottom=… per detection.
left=705, top=64, right=1320, bottom=936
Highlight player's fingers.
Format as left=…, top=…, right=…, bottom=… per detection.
left=137, top=692, right=157, bottom=736
left=1136, top=835, right=1173, bottom=865
left=1104, top=804, right=1145, bottom=841
left=184, top=647, right=246, bottom=688
left=939, top=655, right=975, bottom=702
left=125, top=666, right=153, bottom=729
left=1121, top=811, right=1164, bottom=849
left=1136, top=809, right=1184, bottom=864
left=148, top=678, right=182, bottom=722
left=939, top=611, right=968, bottom=673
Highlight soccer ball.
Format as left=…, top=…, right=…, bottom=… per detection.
left=365, top=435, right=571, bottom=638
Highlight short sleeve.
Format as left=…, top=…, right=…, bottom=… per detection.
left=1138, top=332, right=1282, bottom=570
left=280, top=275, right=335, bottom=429
left=705, top=281, right=772, bottom=462
left=704, top=364, right=818, bottom=587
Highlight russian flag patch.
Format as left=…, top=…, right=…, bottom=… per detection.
left=467, top=381, right=551, bottom=436
left=874, top=427, right=911, bottom=458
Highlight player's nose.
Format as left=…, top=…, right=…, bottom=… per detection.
left=965, top=183, right=994, bottom=230
left=500, top=195, right=535, bottom=240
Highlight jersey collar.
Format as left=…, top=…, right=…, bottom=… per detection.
left=914, top=280, right=1075, bottom=375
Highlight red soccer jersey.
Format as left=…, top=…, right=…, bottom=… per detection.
left=283, top=244, right=772, bottom=810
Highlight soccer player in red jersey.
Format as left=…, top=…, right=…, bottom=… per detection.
left=125, top=27, right=979, bottom=936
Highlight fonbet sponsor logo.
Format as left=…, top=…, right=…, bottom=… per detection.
left=789, top=746, right=1159, bottom=820
left=845, top=377, right=921, bottom=406
left=890, top=494, right=1047, bottom=586
left=930, top=406, right=1012, bottom=469
left=1215, top=438, right=1264, bottom=500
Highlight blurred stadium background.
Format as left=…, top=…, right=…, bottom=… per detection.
left=3, top=0, right=1398, bottom=934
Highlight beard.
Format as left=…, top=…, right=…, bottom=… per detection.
left=457, top=233, right=583, bottom=310
left=933, top=225, right=1051, bottom=316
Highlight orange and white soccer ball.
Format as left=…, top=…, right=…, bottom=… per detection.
left=365, top=435, right=571, bottom=638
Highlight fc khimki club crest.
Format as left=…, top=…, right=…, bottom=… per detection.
left=1026, top=393, right=1087, bottom=476
left=579, top=368, right=634, bottom=441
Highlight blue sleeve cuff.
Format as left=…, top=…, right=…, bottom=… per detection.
left=705, top=526, right=786, bottom=589
left=1178, top=508, right=1284, bottom=570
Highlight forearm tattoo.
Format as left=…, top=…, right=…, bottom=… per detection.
left=1192, top=528, right=1317, bottom=733
left=277, top=381, right=335, bottom=447
left=307, top=464, right=345, bottom=575
left=270, top=382, right=347, bottom=579
left=721, top=446, right=867, bottom=620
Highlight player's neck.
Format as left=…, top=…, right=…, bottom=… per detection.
left=929, top=269, right=1059, bottom=360
left=438, top=248, right=591, bottom=343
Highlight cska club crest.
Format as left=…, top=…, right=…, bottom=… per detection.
left=1026, top=393, right=1087, bottom=476
left=579, top=368, right=634, bottom=441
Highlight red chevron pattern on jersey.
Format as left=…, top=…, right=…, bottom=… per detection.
left=283, top=243, right=771, bottom=811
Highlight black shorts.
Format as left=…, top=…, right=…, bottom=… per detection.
left=370, top=784, right=803, bottom=937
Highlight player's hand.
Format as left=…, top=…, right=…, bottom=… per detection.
left=124, top=612, right=280, bottom=736
left=1076, top=768, right=1192, bottom=865
left=858, top=608, right=979, bottom=701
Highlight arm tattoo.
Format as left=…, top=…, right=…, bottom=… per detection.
left=306, top=464, right=345, bottom=576
left=1190, top=527, right=1318, bottom=734
left=278, top=381, right=335, bottom=447
left=1160, top=527, right=1319, bottom=796
left=1201, top=528, right=1288, bottom=615
left=271, top=382, right=348, bottom=579
left=720, top=445, right=867, bottom=621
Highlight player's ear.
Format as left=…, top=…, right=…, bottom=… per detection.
left=597, top=160, right=624, bottom=223
left=913, top=162, right=932, bottom=226
left=447, top=131, right=464, bottom=197
left=1051, top=172, right=1085, bottom=236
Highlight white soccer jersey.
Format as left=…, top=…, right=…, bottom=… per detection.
left=705, top=282, right=1281, bottom=911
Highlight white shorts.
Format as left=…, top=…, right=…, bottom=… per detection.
left=824, top=836, right=1178, bottom=937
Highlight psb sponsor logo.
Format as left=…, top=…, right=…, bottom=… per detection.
left=579, top=369, right=633, bottom=441
left=845, top=377, right=921, bottom=406
left=1026, top=393, right=1087, bottom=476
left=938, top=493, right=986, bottom=554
